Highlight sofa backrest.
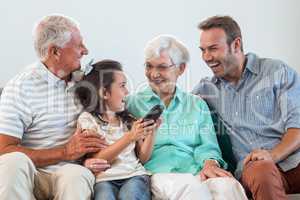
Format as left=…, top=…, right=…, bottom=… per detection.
left=211, top=112, right=237, bottom=174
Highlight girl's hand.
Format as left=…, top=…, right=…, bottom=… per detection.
left=146, top=117, right=162, bottom=137
left=84, top=158, right=110, bottom=174
left=127, top=119, right=157, bottom=141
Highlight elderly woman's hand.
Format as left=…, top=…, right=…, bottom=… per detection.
left=199, top=160, right=233, bottom=181
left=84, top=158, right=110, bottom=174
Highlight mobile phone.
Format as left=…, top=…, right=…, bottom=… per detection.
left=143, top=105, right=164, bottom=123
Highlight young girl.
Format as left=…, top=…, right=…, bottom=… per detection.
left=74, top=60, right=159, bottom=200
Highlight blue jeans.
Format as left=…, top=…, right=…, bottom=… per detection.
left=94, top=175, right=151, bottom=200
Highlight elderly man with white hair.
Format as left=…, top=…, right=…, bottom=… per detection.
left=125, top=35, right=248, bottom=200
left=0, top=14, right=109, bottom=200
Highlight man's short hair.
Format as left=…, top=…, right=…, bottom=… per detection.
left=144, top=34, right=190, bottom=66
left=33, top=14, right=79, bottom=61
left=198, top=16, right=243, bottom=52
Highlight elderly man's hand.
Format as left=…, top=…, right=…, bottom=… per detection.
left=199, top=160, right=233, bottom=181
left=243, top=149, right=275, bottom=166
left=84, top=158, right=110, bottom=174
left=64, top=127, right=108, bottom=161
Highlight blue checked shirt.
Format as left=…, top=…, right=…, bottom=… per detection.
left=192, top=53, right=300, bottom=177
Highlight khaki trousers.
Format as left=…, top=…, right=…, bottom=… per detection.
left=0, top=152, right=95, bottom=200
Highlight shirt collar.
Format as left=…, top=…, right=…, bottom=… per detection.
left=142, top=85, right=184, bottom=103
left=35, top=61, right=75, bottom=88
left=212, top=52, right=259, bottom=84
left=244, top=52, right=259, bottom=75
left=211, top=76, right=219, bottom=84
left=35, top=61, right=63, bottom=86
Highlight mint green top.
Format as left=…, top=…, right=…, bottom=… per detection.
left=126, top=86, right=227, bottom=175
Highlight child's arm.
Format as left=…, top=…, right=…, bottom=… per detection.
left=136, top=133, right=155, bottom=164
left=136, top=118, right=162, bottom=164
left=92, top=119, right=154, bottom=164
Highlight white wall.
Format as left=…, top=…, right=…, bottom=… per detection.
left=1, top=0, right=299, bottom=92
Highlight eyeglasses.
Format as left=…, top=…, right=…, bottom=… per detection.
left=144, top=63, right=176, bottom=72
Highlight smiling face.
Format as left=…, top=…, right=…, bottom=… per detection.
left=57, top=28, right=88, bottom=75
left=199, top=28, right=240, bottom=79
left=145, top=51, right=185, bottom=97
left=104, top=71, right=129, bottom=113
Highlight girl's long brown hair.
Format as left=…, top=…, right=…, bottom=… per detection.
left=74, top=59, right=136, bottom=129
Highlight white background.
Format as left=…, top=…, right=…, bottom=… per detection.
left=0, top=0, right=299, bottom=92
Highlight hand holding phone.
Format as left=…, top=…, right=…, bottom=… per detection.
left=143, top=105, right=164, bottom=123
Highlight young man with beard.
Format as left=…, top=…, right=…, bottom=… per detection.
left=192, top=15, right=300, bottom=200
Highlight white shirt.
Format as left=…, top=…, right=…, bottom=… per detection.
left=77, top=112, right=149, bottom=182
left=0, top=62, right=81, bottom=171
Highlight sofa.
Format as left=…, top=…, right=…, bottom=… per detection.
left=0, top=88, right=298, bottom=199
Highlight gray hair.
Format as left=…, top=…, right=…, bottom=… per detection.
left=144, top=34, right=190, bottom=66
left=33, top=14, right=79, bottom=61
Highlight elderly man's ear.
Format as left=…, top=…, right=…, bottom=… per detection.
left=48, top=45, right=61, bottom=59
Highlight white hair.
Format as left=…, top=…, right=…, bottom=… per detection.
left=32, top=14, right=79, bottom=61
left=144, top=34, right=190, bottom=66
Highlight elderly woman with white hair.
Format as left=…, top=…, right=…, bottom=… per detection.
left=126, top=35, right=248, bottom=200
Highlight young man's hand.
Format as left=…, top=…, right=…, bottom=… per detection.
left=243, top=149, right=275, bottom=166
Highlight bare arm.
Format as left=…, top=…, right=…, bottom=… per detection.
left=0, top=134, right=65, bottom=167
left=0, top=128, right=107, bottom=168
left=136, top=118, right=161, bottom=164
left=135, top=133, right=155, bottom=164
left=244, top=128, right=300, bottom=165
left=271, top=128, right=300, bottom=163
left=91, top=119, right=155, bottom=164
left=91, top=133, right=133, bottom=164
